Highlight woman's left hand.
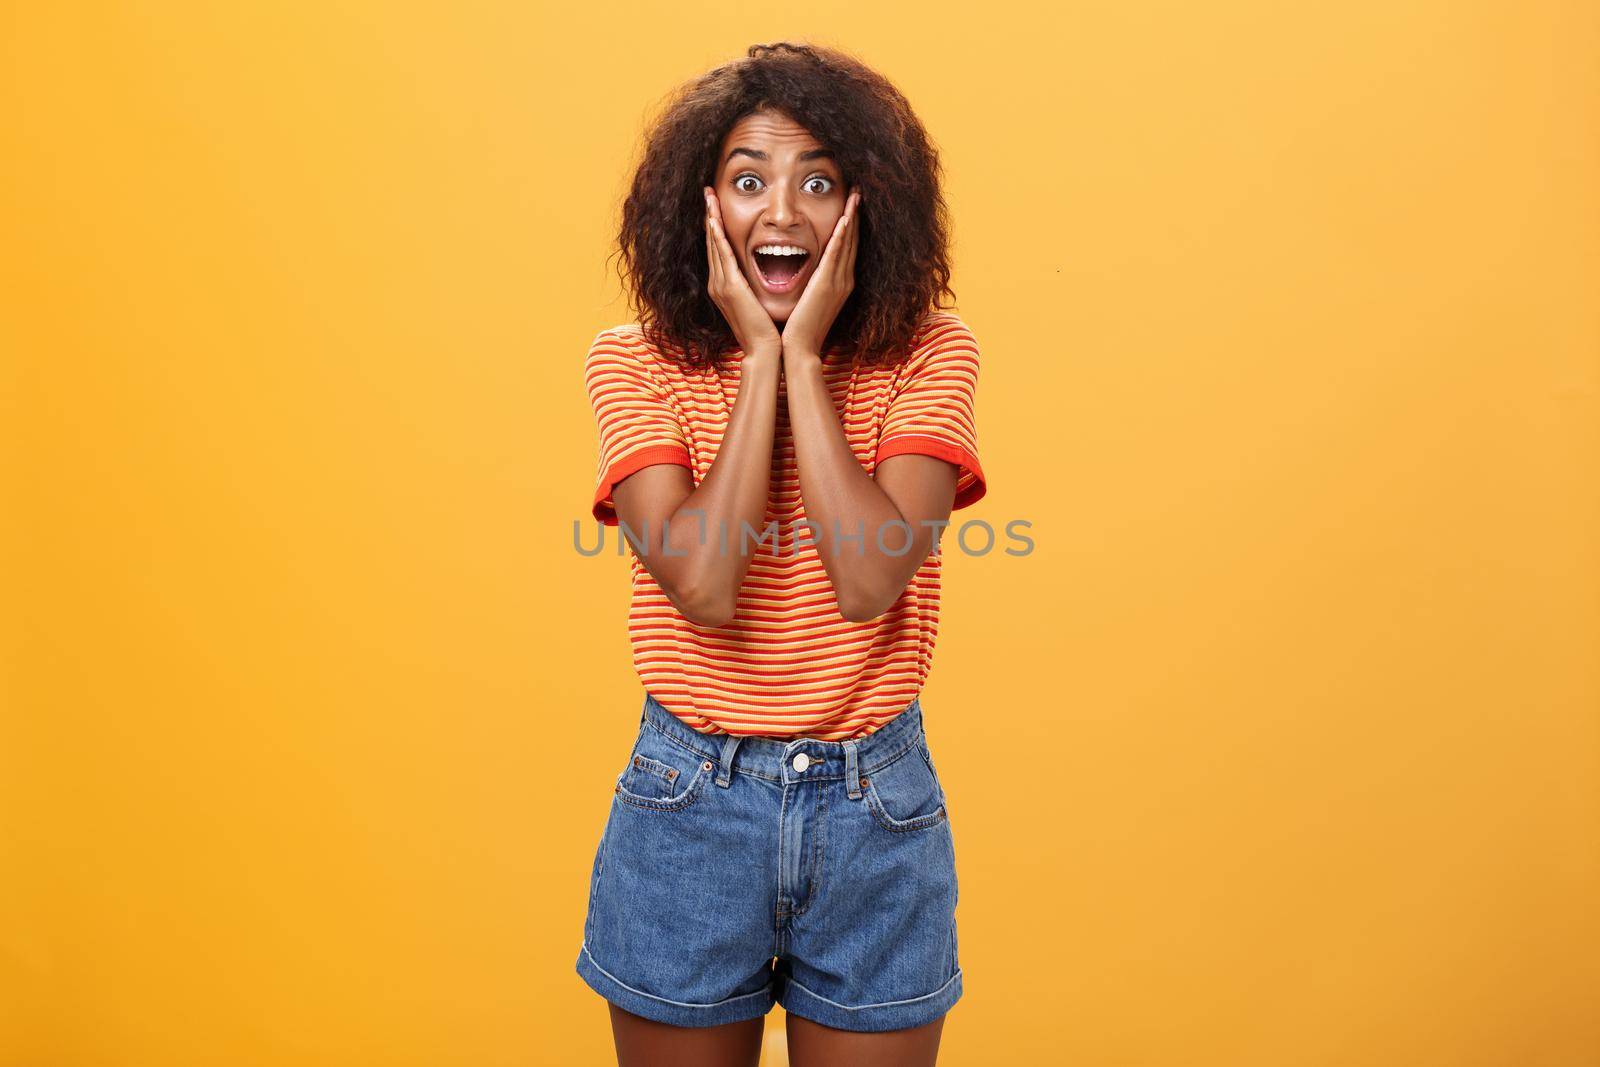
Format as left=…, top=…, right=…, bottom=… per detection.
left=781, top=188, right=861, bottom=362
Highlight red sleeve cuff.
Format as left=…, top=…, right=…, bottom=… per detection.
left=875, top=434, right=988, bottom=510
left=591, top=446, right=694, bottom=525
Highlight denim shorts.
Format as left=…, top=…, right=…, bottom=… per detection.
left=574, top=691, right=962, bottom=1032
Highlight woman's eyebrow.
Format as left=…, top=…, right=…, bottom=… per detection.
left=726, top=147, right=836, bottom=164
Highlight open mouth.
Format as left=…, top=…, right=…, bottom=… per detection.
left=751, top=247, right=813, bottom=294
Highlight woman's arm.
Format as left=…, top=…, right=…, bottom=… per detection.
left=611, top=347, right=782, bottom=627
left=771, top=188, right=960, bottom=621
left=783, top=353, right=958, bottom=621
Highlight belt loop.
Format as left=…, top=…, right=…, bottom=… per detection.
left=844, top=738, right=862, bottom=800
left=716, top=733, right=743, bottom=788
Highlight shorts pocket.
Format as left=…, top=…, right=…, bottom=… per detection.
left=861, top=738, right=948, bottom=833
left=614, top=725, right=713, bottom=813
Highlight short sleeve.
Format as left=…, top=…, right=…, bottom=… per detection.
left=875, top=315, right=988, bottom=510
left=584, top=328, right=693, bottom=526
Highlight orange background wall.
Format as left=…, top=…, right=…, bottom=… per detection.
left=4, top=2, right=1597, bottom=1064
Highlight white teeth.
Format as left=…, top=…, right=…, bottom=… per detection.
left=753, top=245, right=808, bottom=256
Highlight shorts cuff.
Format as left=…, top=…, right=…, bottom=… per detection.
left=575, top=943, right=776, bottom=1028
left=777, top=968, right=963, bottom=1033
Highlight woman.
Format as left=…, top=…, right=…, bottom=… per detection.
left=575, top=42, right=987, bottom=1067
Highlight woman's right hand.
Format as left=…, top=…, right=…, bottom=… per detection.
left=704, top=187, right=783, bottom=358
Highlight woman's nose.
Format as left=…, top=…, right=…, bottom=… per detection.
left=764, top=185, right=795, bottom=226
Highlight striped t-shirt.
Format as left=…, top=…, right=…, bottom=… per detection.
left=584, top=310, right=986, bottom=740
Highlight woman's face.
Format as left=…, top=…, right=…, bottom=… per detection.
left=710, top=109, right=850, bottom=324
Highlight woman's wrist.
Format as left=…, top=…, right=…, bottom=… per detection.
left=781, top=342, right=823, bottom=367
left=742, top=339, right=784, bottom=362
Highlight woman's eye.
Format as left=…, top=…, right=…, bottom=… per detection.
left=733, top=175, right=763, bottom=193
left=804, top=176, right=835, bottom=195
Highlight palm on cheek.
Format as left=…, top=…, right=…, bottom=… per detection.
left=704, top=187, right=782, bottom=355
left=782, top=188, right=861, bottom=359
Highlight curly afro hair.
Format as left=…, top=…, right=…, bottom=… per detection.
left=612, top=41, right=956, bottom=371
